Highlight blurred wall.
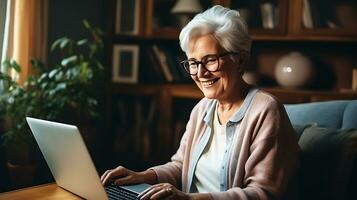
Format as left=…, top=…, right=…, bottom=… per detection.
left=47, top=0, right=110, bottom=173
left=47, top=0, right=107, bottom=65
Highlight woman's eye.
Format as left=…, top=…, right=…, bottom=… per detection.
left=188, top=61, right=196, bottom=66
left=205, top=58, right=217, bottom=64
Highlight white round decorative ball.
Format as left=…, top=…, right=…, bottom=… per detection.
left=274, top=52, right=314, bottom=88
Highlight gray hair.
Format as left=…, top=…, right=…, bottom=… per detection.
left=179, top=5, right=252, bottom=54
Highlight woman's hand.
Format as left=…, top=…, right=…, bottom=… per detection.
left=138, top=183, right=190, bottom=200
left=100, top=166, right=157, bottom=186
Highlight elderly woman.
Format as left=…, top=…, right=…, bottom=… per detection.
left=102, top=5, right=299, bottom=200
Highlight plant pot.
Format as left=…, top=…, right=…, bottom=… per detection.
left=6, top=161, right=36, bottom=189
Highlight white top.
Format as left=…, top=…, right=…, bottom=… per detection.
left=192, top=106, right=226, bottom=192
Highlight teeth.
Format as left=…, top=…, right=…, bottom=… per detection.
left=202, top=80, right=216, bottom=87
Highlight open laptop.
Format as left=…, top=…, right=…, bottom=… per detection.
left=26, top=117, right=150, bottom=200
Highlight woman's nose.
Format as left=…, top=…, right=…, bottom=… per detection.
left=196, top=63, right=208, bottom=78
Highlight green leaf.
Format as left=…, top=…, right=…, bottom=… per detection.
left=82, top=19, right=91, bottom=29
left=60, top=38, right=71, bottom=49
left=30, top=59, right=45, bottom=72
left=48, top=69, right=58, bottom=79
left=61, top=56, right=78, bottom=66
left=48, top=89, right=56, bottom=97
left=55, top=83, right=66, bottom=91
left=77, top=39, right=88, bottom=46
left=95, top=27, right=104, bottom=36
left=40, top=82, right=48, bottom=89
left=2, top=60, right=11, bottom=70
left=10, top=60, right=21, bottom=73
left=0, top=72, right=11, bottom=81
left=50, top=38, right=65, bottom=51
left=38, top=73, right=48, bottom=82
left=55, top=71, right=64, bottom=81
left=96, top=61, right=104, bottom=70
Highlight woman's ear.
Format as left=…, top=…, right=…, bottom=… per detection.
left=237, top=51, right=249, bottom=74
left=240, top=51, right=249, bottom=65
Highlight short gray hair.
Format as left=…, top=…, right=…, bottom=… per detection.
left=179, top=5, right=252, bottom=54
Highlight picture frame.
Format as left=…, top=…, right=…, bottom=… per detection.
left=112, top=44, right=140, bottom=83
left=115, top=0, right=140, bottom=35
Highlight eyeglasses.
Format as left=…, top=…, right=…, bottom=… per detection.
left=180, top=52, right=239, bottom=75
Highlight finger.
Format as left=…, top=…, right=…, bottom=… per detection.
left=102, top=170, right=117, bottom=186
left=114, top=175, right=137, bottom=186
left=139, top=184, right=165, bottom=200
left=101, top=170, right=114, bottom=185
left=138, top=183, right=163, bottom=197
left=102, top=166, right=128, bottom=185
left=150, top=187, right=174, bottom=200
left=100, top=170, right=111, bottom=183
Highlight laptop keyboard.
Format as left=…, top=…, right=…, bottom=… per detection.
left=105, top=183, right=139, bottom=200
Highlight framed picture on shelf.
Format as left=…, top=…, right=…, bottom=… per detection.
left=115, top=0, right=140, bottom=35
left=112, top=44, right=140, bottom=83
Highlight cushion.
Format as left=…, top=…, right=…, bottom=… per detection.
left=285, top=101, right=349, bottom=129
left=297, top=125, right=357, bottom=200
left=292, top=123, right=316, bottom=139
left=343, top=102, right=357, bottom=130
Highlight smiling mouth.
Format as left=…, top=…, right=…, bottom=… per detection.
left=201, top=78, right=219, bottom=87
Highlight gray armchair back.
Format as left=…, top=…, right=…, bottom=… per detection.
left=284, top=100, right=357, bottom=200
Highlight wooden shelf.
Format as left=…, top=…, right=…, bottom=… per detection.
left=262, top=87, right=357, bottom=103
left=110, top=83, right=162, bottom=95
left=110, top=83, right=357, bottom=103
left=253, top=34, right=357, bottom=42
left=145, top=28, right=357, bottom=42
left=144, top=0, right=357, bottom=42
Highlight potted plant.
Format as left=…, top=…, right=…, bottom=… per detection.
left=0, top=20, right=104, bottom=188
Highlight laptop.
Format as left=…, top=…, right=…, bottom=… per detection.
left=26, top=117, right=150, bottom=200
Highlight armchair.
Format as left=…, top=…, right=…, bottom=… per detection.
left=285, top=100, right=357, bottom=200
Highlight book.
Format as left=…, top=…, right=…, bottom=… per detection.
left=260, top=2, right=275, bottom=29
left=309, top=0, right=326, bottom=28
left=302, top=0, right=313, bottom=28
left=175, top=53, right=192, bottom=83
left=161, top=47, right=182, bottom=82
left=145, top=47, right=165, bottom=83
left=152, top=45, right=174, bottom=82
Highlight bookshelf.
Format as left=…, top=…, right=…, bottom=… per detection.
left=107, top=0, right=357, bottom=166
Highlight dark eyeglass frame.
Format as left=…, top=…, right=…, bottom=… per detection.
left=180, top=52, right=239, bottom=75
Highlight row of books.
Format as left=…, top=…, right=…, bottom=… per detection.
left=112, top=96, right=157, bottom=160
left=141, top=45, right=191, bottom=83
left=303, top=0, right=323, bottom=28
left=302, top=0, right=347, bottom=29
left=111, top=96, right=198, bottom=161
left=260, top=2, right=279, bottom=29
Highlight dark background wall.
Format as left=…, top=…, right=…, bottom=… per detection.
left=47, top=0, right=108, bottom=65
left=47, top=0, right=110, bottom=173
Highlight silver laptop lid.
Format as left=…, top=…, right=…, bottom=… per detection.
left=26, top=117, right=108, bottom=200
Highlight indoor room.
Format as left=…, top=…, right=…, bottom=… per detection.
left=0, top=0, right=356, bottom=199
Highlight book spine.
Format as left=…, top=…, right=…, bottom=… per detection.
left=260, top=2, right=275, bottom=29
left=302, top=0, right=313, bottom=28
left=152, top=45, right=174, bottom=82
left=146, top=47, right=165, bottom=83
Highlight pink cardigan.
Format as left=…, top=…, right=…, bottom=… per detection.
left=151, top=90, right=299, bottom=200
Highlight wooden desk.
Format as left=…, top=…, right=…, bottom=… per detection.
left=0, top=183, right=82, bottom=200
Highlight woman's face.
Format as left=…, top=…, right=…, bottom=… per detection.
left=186, top=34, right=242, bottom=101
